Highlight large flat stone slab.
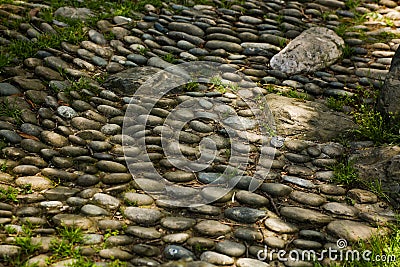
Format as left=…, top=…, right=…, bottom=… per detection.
left=266, top=94, right=356, bottom=141
left=350, top=146, right=400, bottom=208
left=103, top=66, right=162, bottom=95
left=327, top=220, right=379, bottom=243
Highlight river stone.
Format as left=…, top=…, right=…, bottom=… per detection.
left=293, top=239, right=323, bottom=249
left=280, top=207, right=333, bottom=224
left=319, top=184, right=346, bottom=195
left=96, top=161, right=127, bottom=172
left=81, top=204, right=110, bottom=216
left=103, top=66, right=161, bottom=94
left=164, top=234, right=189, bottom=244
left=161, top=217, right=196, bottom=230
left=290, top=191, right=326, bottom=206
left=234, top=227, right=263, bottom=242
left=270, top=27, right=344, bottom=75
left=125, top=226, right=161, bottom=239
left=205, top=40, right=243, bottom=53
left=71, top=117, right=102, bottom=130
left=102, top=173, right=132, bottom=184
left=133, top=178, right=165, bottom=192
left=0, top=245, right=21, bottom=258
left=92, top=193, right=120, bottom=210
left=224, top=207, right=266, bottom=223
left=15, top=176, right=53, bottom=190
left=124, top=207, right=163, bottom=225
left=261, top=183, right=293, bottom=197
left=0, top=130, right=22, bottom=143
left=168, top=22, right=205, bottom=37
left=236, top=258, right=270, bottom=267
left=327, top=220, right=379, bottom=243
left=123, top=192, right=154, bottom=206
left=201, top=187, right=233, bottom=203
left=13, top=165, right=40, bottom=176
left=132, top=244, right=160, bottom=257
left=194, top=220, right=231, bottom=236
left=57, top=106, right=78, bottom=119
left=264, top=217, right=299, bottom=233
left=215, top=240, right=246, bottom=257
left=235, top=190, right=269, bottom=207
left=266, top=94, right=356, bottom=141
left=189, top=204, right=221, bottom=216
left=164, top=245, right=195, bottom=260
left=99, top=248, right=133, bottom=260
left=163, top=171, right=195, bottom=182
left=0, top=83, right=21, bottom=96
left=200, top=251, right=234, bottom=265
left=322, top=202, right=359, bottom=217
left=41, top=131, right=69, bottom=147
left=52, top=214, right=93, bottom=229
left=282, top=175, right=316, bottom=189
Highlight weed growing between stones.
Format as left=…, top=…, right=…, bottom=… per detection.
left=341, top=43, right=355, bottom=59
left=162, top=53, right=177, bottom=64
left=326, top=94, right=355, bottom=112
left=353, top=106, right=400, bottom=145
left=0, top=98, right=22, bottom=125
left=2, top=223, right=41, bottom=266
left=331, top=160, right=359, bottom=186
left=345, top=0, right=360, bottom=10
left=0, top=186, right=19, bottom=203
left=209, top=76, right=240, bottom=94
left=50, top=77, right=102, bottom=101
left=48, top=226, right=84, bottom=261
left=264, top=84, right=312, bottom=101
left=138, top=47, right=150, bottom=56
left=183, top=80, right=200, bottom=91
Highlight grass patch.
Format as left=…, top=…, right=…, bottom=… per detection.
left=345, top=0, right=360, bottom=10
left=47, top=225, right=84, bottom=263
left=331, top=159, right=391, bottom=203
left=341, top=43, right=355, bottom=59
left=183, top=81, right=200, bottom=91
left=352, top=105, right=400, bottom=145
left=0, top=99, right=23, bottom=125
left=209, top=76, right=227, bottom=93
left=331, top=160, right=359, bottom=186
left=326, top=94, right=355, bottom=112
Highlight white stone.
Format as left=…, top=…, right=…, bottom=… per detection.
left=270, top=27, right=344, bottom=75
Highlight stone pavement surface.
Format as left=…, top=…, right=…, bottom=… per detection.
left=0, top=0, right=399, bottom=266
